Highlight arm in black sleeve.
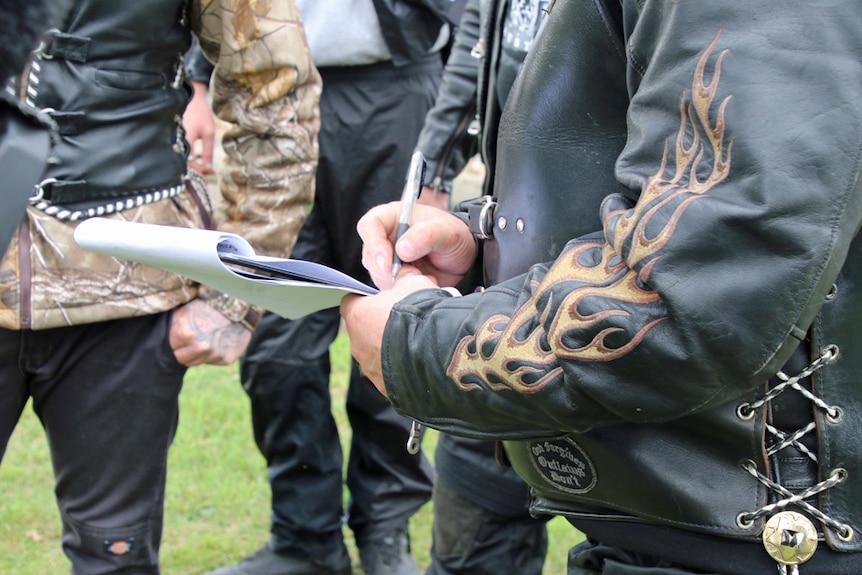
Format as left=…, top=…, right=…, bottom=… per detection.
left=415, top=0, right=481, bottom=194
left=185, top=35, right=214, bottom=84
left=382, top=0, right=862, bottom=439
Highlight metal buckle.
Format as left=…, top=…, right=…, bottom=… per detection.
left=30, top=177, right=57, bottom=203
left=36, top=29, right=60, bottom=60
left=467, top=195, right=496, bottom=239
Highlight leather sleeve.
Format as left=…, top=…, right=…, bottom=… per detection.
left=189, top=0, right=321, bottom=259
left=392, top=0, right=459, bottom=24
left=184, top=35, right=214, bottom=84
left=414, top=0, right=481, bottom=193
left=381, top=0, right=862, bottom=439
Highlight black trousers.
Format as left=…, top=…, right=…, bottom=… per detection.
left=0, top=312, right=186, bottom=574
left=239, top=57, right=440, bottom=558
left=426, top=478, right=548, bottom=575
left=567, top=540, right=727, bottom=575
left=427, top=434, right=549, bottom=574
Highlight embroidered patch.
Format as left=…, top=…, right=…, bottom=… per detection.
left=104, top=537, right=134, bottom=556
left=527, top=437, right=596, bottom=494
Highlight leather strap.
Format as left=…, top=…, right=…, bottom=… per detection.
left=0, top=105, right=51, bottom=253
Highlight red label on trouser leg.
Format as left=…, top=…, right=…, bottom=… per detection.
left=104, top=537, right=134, bottom=556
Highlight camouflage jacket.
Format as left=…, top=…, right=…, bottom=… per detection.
left=1, top=0, right=321, bottom=330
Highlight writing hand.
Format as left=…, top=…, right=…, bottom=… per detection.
left=358, top=201, right=476, bottom=290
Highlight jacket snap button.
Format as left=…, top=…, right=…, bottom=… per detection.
left=762, top=511, right=818, bottom=565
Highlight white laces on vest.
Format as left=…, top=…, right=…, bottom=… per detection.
left=735, top=345, right=851, bottom=574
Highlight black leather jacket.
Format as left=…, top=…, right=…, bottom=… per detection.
left=415, top=0, right=534, bottom=196
left=414, top=0, right=483, bottom=194
left=372, top=0, right=453, bottom=67
left=381, top=0, right=862, bottom=571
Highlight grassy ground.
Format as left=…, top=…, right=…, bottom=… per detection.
left=0, top=332, right=580, bottom=574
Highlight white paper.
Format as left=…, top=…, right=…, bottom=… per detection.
left=73, top=218, right=377, bottom=319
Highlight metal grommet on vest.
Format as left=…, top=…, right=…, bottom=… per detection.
left=736, top=346, right=851, bottom=573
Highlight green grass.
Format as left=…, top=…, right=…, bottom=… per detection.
left=0, top=333, right=579, bottom=574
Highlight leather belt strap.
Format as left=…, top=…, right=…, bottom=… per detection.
left=42, top=31, right=91, bottom=63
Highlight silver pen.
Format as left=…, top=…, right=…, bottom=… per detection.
left=391, top=151, right=426, bottom=282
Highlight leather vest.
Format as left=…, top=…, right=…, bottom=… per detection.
left=487, top=0, right=862, bottom=558
left=23, top=0, right=191, bottom=220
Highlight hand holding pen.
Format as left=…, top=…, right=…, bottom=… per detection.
left=391, top=151, right=426, bottom=282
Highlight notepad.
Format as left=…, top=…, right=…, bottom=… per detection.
left=73, top=218, right=378, bottom=319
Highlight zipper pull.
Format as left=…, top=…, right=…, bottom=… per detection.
left=406, top=420, right=422, bottom=455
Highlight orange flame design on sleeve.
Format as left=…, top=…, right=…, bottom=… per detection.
left=446, top=31, right=732, bottom=394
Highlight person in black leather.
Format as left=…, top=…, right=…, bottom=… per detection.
left=413, top=1, right=550, bottom=573
left=342, top=1, right=862, bottom=574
